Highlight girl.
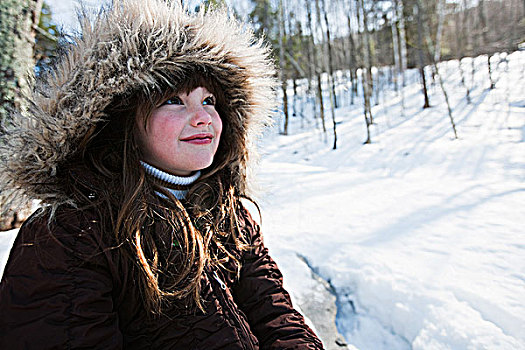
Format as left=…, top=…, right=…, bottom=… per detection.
left=0, top=0, right=324, bottom=349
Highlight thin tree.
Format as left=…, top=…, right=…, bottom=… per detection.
left=391, top=8, right=401, bottom=91
left=391, top=0, right=406, bottom=114
left=433, top=0, right=445, bottom=63
left=420, top=0, right=458, bottom=139
left=288, top=16, right=304, bottom=127
left=320, top=0, right=338, bottom=149
left=340, top=14, right=352, bottom=107
left=306, top=0, right=327, bottom=134
left=415, top=0, right=430, bottom=109
left=357, top=0, right=373, bottom=144
left=462, top=0, right=476, bottom=102
left=478, top=0, right=495, bottom=89
left=303, top=9, right=319, bottom=129
left=398, top=0, right=408, bottom=89
left=323, top=0, right=338, bottom=109
left=278, top=0, right=289, bottom=135
left=346, top=10, right=359, bottom=104
left=362, top=0, right=375, bottom=123
left=454, top=1, right=471, bottom=104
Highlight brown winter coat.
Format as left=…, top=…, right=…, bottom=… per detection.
left=0, top=206, right=322, bottom=349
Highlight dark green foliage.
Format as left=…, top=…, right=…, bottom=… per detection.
left=249, top=0, right=278, bottom=40
left=195, top=0, right=227, bottom=12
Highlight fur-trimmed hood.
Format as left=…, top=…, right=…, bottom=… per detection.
left=0, top=0, right=277, bottom=213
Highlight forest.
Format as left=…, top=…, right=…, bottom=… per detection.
left=238, top=0, right=524, bottom=147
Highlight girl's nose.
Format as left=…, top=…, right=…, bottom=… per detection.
left=190, top=106, right=212, bottom=126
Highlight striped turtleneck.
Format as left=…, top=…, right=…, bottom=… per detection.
left=141, top=161, right=201, bottom=200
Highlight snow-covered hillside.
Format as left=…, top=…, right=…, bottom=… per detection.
left=258, top=51, right=525, bottom=349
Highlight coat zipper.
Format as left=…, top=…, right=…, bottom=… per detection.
left=209, top=267, right=256, bottom=350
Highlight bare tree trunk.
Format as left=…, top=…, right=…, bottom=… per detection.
left=347, top=11, right=358, bottom=104
left=470, top=56, right=475, bottom=96
left=432, top=60, right=458, bottom=139
left=454, top=2, right=471, bottom=104
left=304, top=7, right=318, bottom=125
left=462, top=0, right=477, bottom=98
left=487, top=54, right=494, bottom=89
left=391, top=0, right=406, bottom=115
left=419, top=0, right=458, bottom=139
left=285, top=2, right=299, bottom=131
left=362, top=72, right=372, bottom=144
left=348, top=0, right=360, bottom=102
left=392, top=15, right=400, bottom=93
left=306, top=0, right=326, bottom=134
left=340, top=15, right=351, bottom=107
left=298, top=79, right=305, bottom=129
left=357, top=0, right=372, bottom=144
left=316, top=75, right=326, bottom=133
left=324, top=1, right=338, bottom=109
left=458, top=58, right=470, bottom=101
left=415, top=1, right=430, bottom=109
left=0, top=0, right=43, bottom=231
left=362, top=1, right=375, bottom=122
left=299, top=6, right=316, bottom=123
left=292, top=77, right=298, bottom=124
left=398, top=0, right=407, bottom=88
left=434, top=0, right=445, bottom=63
left=374, top=69, right=381, bottom=107
left=478, top=0, right=495, bottom=89
left=278, top=0, right=289, bottom=135
left=349, top=34, right=358, bottom=104
left=320, top=0, right=338, bottom=149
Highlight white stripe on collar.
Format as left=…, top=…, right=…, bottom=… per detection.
left=141, top=161, right=201, bottom=186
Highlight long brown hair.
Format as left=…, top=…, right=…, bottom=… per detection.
left=65, top=72, right=251, bottom=314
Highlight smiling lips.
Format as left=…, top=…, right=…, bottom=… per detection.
left=180, top=133, right=214, bottom=145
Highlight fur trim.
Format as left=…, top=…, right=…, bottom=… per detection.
left=0, top=0, right=277, bottom=214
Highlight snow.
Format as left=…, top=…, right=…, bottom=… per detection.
left=0, top=228, right=18, bottom=277
left=258, top=51, right=525, bottom=349
left=43, top=0, right=111, bottom=32
left=1, top=51, right=523, bottom=349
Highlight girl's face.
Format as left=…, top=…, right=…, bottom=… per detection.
left=135, top=87, right=223, bottom=176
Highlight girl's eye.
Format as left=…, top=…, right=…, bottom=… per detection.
left=164, top=96, right=183, bottom=105
left=203, top=96, right=215, bottom=106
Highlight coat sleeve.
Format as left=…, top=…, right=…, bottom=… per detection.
left=0, top=211, right=123, bottom=349
left=232, top=208, right=324, bottom=350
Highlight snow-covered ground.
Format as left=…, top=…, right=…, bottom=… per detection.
left=258, top=51, right=525, bottom=349
left=1, top=52, right=523, bottom=349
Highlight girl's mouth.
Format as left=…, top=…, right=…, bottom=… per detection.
left=180, top=133, right=213, bottom=144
